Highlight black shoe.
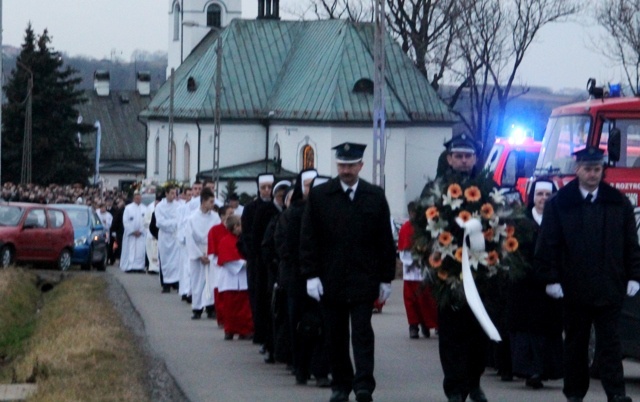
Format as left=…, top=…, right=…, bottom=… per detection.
left=500, top=372, right=513, bottom=382
left=295, top=373, right=308, bottom=385
left=205, top=305, right=216, bottom=319
left=469, top=387, right=488, bottom=402
left=566, top=398, right=583, bottom=402
left=224, top=333, right=234, bottom=340
left=525, top=375, right=543, bottom=389
left=186, top=295, right=192, bottom=304
left=355, top=389, right=373, bottom=402
left=420, top=324, right=431, bottom=338
left=609, top=396, right=632, bottom=402
left=264, top=353, right=275, bottom=364
left=448, top=396, right=464, bottom=402
left=316, top=377, right=331, bottom=388
left=329, top=390, right=349, bottom=402
left=181, top=294, right=188, bottom=301
left=238, top=333, right=254, bottom=340
left=409, top=325, right=419, bottom=339
left=161, top=286, right=171, bottom=293
left=191, top=309, right=202, bottom=320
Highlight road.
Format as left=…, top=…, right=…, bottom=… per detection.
left=109, top=266, right=640, bottom=402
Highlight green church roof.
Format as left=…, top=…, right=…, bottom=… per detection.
left=140, top=19, right=454, bottom=124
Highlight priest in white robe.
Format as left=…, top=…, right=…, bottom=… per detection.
left=186, top=188, right=221, bottom=319
left=144, top=193, right=162, bottom=274
left=155, top=186, right=182, bottom=293
left=178, top=183, right=201, bottom=300
left=120, top=191, right=147, bottom=272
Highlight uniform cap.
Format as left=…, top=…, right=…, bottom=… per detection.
left=573, top=147, right=604, bottom=164
left=333, top=142, right=366, bottom=163
left=444, top=134, right=477, bottom=154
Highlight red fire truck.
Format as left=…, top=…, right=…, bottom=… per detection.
left=533, top=79, right=640, bottom=207
left=484, top=133, right=541, bottom=202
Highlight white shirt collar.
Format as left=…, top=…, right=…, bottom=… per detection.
left=531, top=208, right=543, bottom=225
left=579, top=186, right=598, bottom=202
left=340, top=180, right=359, bottom=193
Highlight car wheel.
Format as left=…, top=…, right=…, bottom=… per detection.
left=58, top=249, right=72, bottom=271
left=0, top=246, right=13, bottom=268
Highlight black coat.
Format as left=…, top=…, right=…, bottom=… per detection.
left=300, top=178, right=396, bottom=303
left=535, top=179, right=640, bottom=306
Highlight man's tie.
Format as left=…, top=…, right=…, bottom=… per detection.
left=346, top=188, right=353, bottom=201
left=585, top=193, right=593, bottom=203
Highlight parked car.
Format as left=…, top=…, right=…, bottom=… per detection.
left=55, top=204, right=108, bottom=271
left=0, top=202, right=74, bottom=270
left=620, top=208, right=640, bottom=359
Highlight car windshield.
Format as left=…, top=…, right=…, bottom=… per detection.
left=0, top=205, right=24, bottom=226
left=536, top=115, right=591, bottom=176
left=67, top=210, right=89, bottom=228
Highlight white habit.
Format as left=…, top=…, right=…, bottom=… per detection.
left=186, top=209, right=220, bottom=310
left=178, top=199, right=197, bottom=296
left=120, top=201, right=146, bottom=272
left=155, top=198, right=182, bottom=284
left=97, top=210, right=113, bottom=242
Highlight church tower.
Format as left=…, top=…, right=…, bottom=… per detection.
left=167, top=0, right=242, bottom=76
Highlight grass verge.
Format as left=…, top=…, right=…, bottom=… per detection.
left=0, top=268, right=40, bottom=380
left=7, top=273, right=150, bottom=402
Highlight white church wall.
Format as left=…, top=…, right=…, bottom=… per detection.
left=405, top=126, right=452, bottom=203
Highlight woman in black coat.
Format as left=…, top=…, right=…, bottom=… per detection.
left=508, top=178, right=563, bottom=388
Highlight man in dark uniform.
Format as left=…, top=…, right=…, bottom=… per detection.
left=536, top=147, right=640, bottom=402
left=426, top=134, right=490, bottom=402
left=300, top=142, right=396, bottom=402
left=240, top=173, right=275, bottom=346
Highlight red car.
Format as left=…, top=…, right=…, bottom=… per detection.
left=0, top=202, right=75, bottom=270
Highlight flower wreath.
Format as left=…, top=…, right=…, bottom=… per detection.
left=412, top=170, right=533, bottom=309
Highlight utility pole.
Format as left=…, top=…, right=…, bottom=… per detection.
left=212, top=33, right=222, bottom=197
left=0, top=0, right=3, bottom=186
left=168, top=68, right=175, bottom=181
left=372, top=0, right=386, bottom=189
left=17, top=61, right=32, bottom=185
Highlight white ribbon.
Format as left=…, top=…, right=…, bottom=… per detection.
left=455, top=217, right=502, bottom=342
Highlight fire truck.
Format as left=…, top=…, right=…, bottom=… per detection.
left=534, top=79, right=640, bottom=206
left=484, top=130, right=541, bottom=202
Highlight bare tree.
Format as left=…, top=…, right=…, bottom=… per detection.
left=308, top=0, right=374, bottom=21
left=453, top=0, right=580, bottom=158
left=594, top=0, right=640, bottom=95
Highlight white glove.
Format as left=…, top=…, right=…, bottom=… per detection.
left=627, top=280, right=640, bottom=297
left=378, top=283, right=392, bottom=303
left=545, top=283, right=564, bottom=299
left=306, top=277, right=323, bottom=302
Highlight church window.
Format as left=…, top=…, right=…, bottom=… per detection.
left=207, top=4, right=222, bottom=28
left=353, top=78, right=374, bottom=95
left=154, top=137, right=160, bottom=174
left=184, top=143, right=191, bottom=181
left=302, top=145, right=315, bottom=169
left=173, top=2, right=181, bottom=41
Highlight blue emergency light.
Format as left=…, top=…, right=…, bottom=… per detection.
left=609, top=83, right=621, bottom=97
left=507, top=125, right=529, bottom=145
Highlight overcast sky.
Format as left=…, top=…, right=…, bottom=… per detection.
left=1, top=0, right=620, bottom=92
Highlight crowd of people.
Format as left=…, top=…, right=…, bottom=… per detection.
left=15, top=135, right=639, bottom=402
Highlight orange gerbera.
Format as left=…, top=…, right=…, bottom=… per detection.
left=464, top=186, right=482, bottom=202
left=504, top=236, right=519, bottom=252
left=447, top=183, right=463, bottom=198
left=458, top=210, right=472, bottom=222
left=426, top=206, right=439, bottom=220
left=454, top=247, right=463, bottom=262
left=480, top=203, right=494, bottom=219
left=487, top=250, right=499, bottom=266
left=483, top=228, right=494, bottom=241
left=506, top=225, right=515, bottom=237
left=438, top=231, right=453, bottom=246
left=429, top=252, right=442, bottom=268
left=437, top=268, right=449, bottom=280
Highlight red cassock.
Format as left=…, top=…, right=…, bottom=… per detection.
left=399, top=221, right=438, bottom=329
left=216, top=233, right=253, bottom=337
left=208, top=224, right=230, bottom=326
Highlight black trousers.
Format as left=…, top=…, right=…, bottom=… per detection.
left=438, top=304, right=487, bottom=399
left=563, top=302, right=625, bottom=399
left=323, top=300, right=375, bottom=395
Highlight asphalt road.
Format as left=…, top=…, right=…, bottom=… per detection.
left=109, top=266, right=640, bottom=402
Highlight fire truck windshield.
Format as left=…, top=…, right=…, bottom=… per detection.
left=536, top=115, right=591, bottom=176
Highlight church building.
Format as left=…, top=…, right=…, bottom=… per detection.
left=140, top=0, right=455, bottom=217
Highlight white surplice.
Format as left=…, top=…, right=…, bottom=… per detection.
left=186, top=208, right=220, bottom=310
left=155, top=198, right=182, bottom=284
left=120, top=201, right=146, bottom=272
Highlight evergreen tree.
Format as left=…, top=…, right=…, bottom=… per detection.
left=2, top=24, right=95, bottom=185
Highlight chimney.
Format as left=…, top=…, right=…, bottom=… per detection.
left=136, top=71, right=151, bottom=96
left=257, top=0, right=280, bottom=20
left=93, top=70, right=110, bottom=96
